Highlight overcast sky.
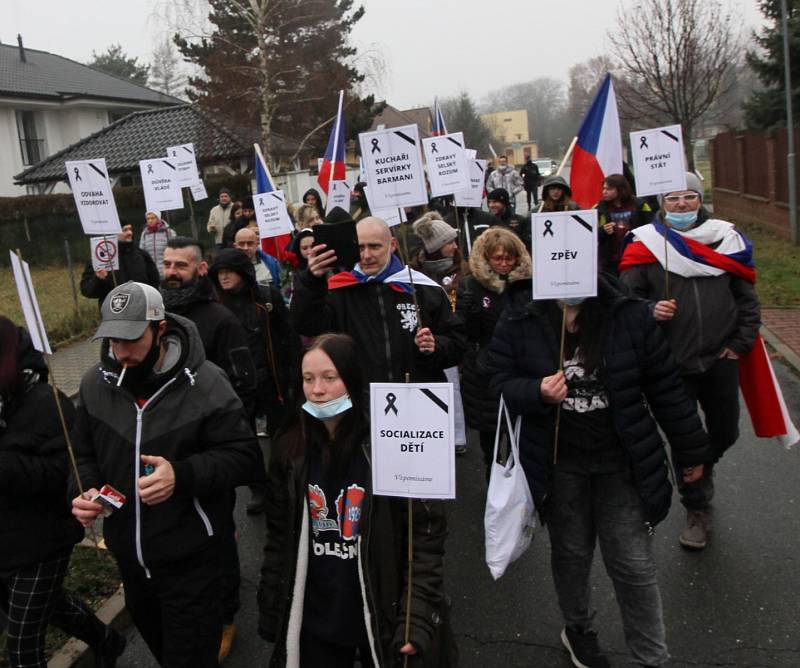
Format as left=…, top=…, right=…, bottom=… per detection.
left=3, top=0, right=765, bottom=109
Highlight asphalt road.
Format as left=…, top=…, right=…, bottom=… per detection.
left=113, top=360, right=800, bottom=667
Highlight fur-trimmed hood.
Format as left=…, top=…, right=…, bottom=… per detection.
left=469, top=227, right=532, bottom=293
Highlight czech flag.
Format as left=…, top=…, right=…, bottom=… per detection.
left=569, top=73, right=623, bottom=208
left=432, top=97, right=447, bottom=136
left=317, top=90, right=346, bottom=195
left=255, top=145, right=292, bottom=262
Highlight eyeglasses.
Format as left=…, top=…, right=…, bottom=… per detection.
left=664, top=193, right=700, bottom=204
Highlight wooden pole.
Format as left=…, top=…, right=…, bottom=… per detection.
left=663, top=224, right=670, bottom=300
left=403, top=370, right=413, bottom=667
left=553, top=304, right=568, bottom=465
left=64, top=239, right=80, bottom=316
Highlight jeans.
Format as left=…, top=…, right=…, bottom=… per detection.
left=678, top=357, right=740, bottom=510
left=547, top=461, right=669, bottom=667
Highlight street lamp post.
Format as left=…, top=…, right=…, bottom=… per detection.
left=781, top=0, right=798, bottom=245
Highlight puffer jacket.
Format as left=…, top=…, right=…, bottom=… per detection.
left=258, top=420, right=457, bottom=668
left=456, top=230, right=531, bottom=432
left=487, top=165, right=523, bottom=195
left=69, top=314, right=261, bottom=572
left=485, top=276, right=710, bottom=526
left=139, top=219, right=176, bottom=278
left=619, top=213, right=761, bottom=375
left=290, top=266, right=466, bottom=383
left=0, top=328, right=83, bottom=571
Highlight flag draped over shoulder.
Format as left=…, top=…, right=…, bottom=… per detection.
left=317, top=91, right=347, bottom=195
left=620, top=220, right=798, bottom=448
left=569, top=74, right=623, bottom=208
left=255, top=146, right=292, bottom=262
left=328, top=254, right=442, bottom=294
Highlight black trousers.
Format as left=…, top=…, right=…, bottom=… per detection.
left=525, top=186, right=538, bottom=209
left=0, top=548, right=106, bottom=668
left=299, top=629, right=375, bottom=668
left=677, top=357, right=741, bottom=510
left=117, top=541, right=224, bottom=668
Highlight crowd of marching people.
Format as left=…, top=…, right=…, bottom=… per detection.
left=3, top=159, right=765, bottom=668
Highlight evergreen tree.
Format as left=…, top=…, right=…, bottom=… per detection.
left=173, top=0, right=379, bottom=163
left=441, top=92, right=497, bottom=159
left=88, top=44, right=149, bottom=86
left=744, top=0, right=800, bottom=128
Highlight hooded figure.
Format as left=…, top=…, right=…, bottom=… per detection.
left=540, top=175, right=579, bottom=213
left=208, top=248, right=299, bottom=431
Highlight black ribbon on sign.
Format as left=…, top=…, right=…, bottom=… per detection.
left=73, top=167, right=82, bottom=182
left=640, top=136, right=648, bottom=149
left=384, top=393, right=398, bottom=415
left=420, top=388, right=449, bottom=414
left=543, top=219, right=554, bottom=237
left=661, top=129, right=679, bottom=142
left=571, top=215, right=593, bottom=233
left=431, top=142, right=439, bottom=154
left=371, top=138, right=381, bottom=154
left=147, top=164, right=154, bottom=174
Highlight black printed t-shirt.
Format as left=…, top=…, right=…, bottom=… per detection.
left=302, top=443, right=370, bottom=646
left=556, top=327, right=626, bottom=467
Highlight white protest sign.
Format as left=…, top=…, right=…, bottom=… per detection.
left=166, top=143, right=200, bottom=187
left=190, top=181, right=208, bottom=202
left=90, top=236, right=119, bottom=271
left=363, top=185, right=406, bottom=227
left=358, top=124, right=428, bottom=209
left=65, top=159, right=121, bottom=236
left=629, top=124, right=687, bottom=197
left=139, top=159, right=184, bottom=212
left=254, top=190, right=294, bottom=239
left=531, top=209, right=598, bottom=300
left=422, top=132, right=469, bottom=196
left=9, top=251, right=51, bottom=354
left=465, top=149, right=477, bottom=160
left=326, top=180, right=351, bottom=215
left=370, top=383, right=455, bottom=499
left=454, top=159, right=488, bottom=208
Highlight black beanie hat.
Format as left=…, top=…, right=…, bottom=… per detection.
left=487, top=188, right=510, bottom=207
left=208, top=248, right=256, bottom=287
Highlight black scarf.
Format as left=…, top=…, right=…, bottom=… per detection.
left=161, top=277, right=215, bottom=311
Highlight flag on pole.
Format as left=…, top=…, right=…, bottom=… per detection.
left=254, top=144, right=291, bottom=262
left=432, top=98, right=447, bottom=136
left=318, top=90, right=346, bottom=195
left=569, top=73, right=623, bottom=208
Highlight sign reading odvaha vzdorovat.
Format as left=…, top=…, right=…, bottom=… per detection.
left=370, top=383, right=455, bottom=499
left=358, top=124, right=428, bottom=209
left=531, top=209, right=598, bottom=300
left=65, top=159, right=121, bottom=236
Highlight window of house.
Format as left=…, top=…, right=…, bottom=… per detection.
left=16, top=110, right=45, bottom=166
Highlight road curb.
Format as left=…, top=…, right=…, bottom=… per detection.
left=761, top=324, right=800, bottom=374
left=47, top=587, right=130, bottom=668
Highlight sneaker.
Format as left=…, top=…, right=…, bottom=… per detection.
left=679, top=510, right=709, bottom=550
left=561, top=626, right=610, bottom=668
left=455, top=444, right=467, bottom=456
left=93, top=627, right=126, bottom=668
left=219, top=623, right=236, bottom=663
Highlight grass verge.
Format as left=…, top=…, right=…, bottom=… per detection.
left=0, top=265, right=99, bottom=347
left=737, top=221, right=800, bottom=306
left=0, top=545, right=121, bottom=666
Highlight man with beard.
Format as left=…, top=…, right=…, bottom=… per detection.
left=487, top=155, right=524, bottom=213
left=80, top=222, right=160, bottom=311
left=160, top=237, right=258, bottom=660
left=207, top=187, right=233, bottom=249
left=70, top=282, right=260, bottom=668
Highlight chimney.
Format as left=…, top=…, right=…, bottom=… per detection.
left=17, top=34, right=26, bottom=63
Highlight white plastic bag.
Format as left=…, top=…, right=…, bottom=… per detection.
left=484, top=396, right=536, bottom=580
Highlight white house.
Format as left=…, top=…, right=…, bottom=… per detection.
left=0, top=36, right=179, bottom=197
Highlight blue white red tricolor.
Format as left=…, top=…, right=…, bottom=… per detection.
left=569, top=73, right=623, bottom=208
left=318, top=90, right=347, bottom=194
left=254, top=144, right=291, bottom=261
left=432, top=97, right=447, bottom=137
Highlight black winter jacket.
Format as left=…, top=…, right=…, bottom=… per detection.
left=0, top=330, right=83, bottom=571
left=486, top=277, right=710, bottom=526
left=258, top=420, right=456, bottom=668
left=80, top=241, right=160, bottom=310
left=620, top=215, right=761, bottom=375
left=290, top=270, right=466, bottom=383
left=69, top=314, right=261, bottom=571
left=595, top=198, right=656, bottom=274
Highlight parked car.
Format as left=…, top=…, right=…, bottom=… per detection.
left=535, top=158, right=557, bottom=177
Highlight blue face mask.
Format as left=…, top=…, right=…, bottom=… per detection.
left=561, top=297, right=586, bottom=306
left=665, top=211, right=698, bottom=230
left=302, top=394, right=352, bottom=421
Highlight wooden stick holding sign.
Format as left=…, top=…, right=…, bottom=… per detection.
left=370, top=382, right=456, bottom=664
left=530, top=210, right=598, bottom=464
left=9, top=250, right=105, bottom=553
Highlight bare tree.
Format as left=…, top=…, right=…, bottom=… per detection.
left=149, top=38, right=186, bottom=98
left=611, top=0, right=742, bottom=169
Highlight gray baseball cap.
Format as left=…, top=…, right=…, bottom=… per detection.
left=94, top=282, right=165, bottom=341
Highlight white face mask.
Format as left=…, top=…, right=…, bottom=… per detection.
left=302, top=394, right=352, bottom=421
